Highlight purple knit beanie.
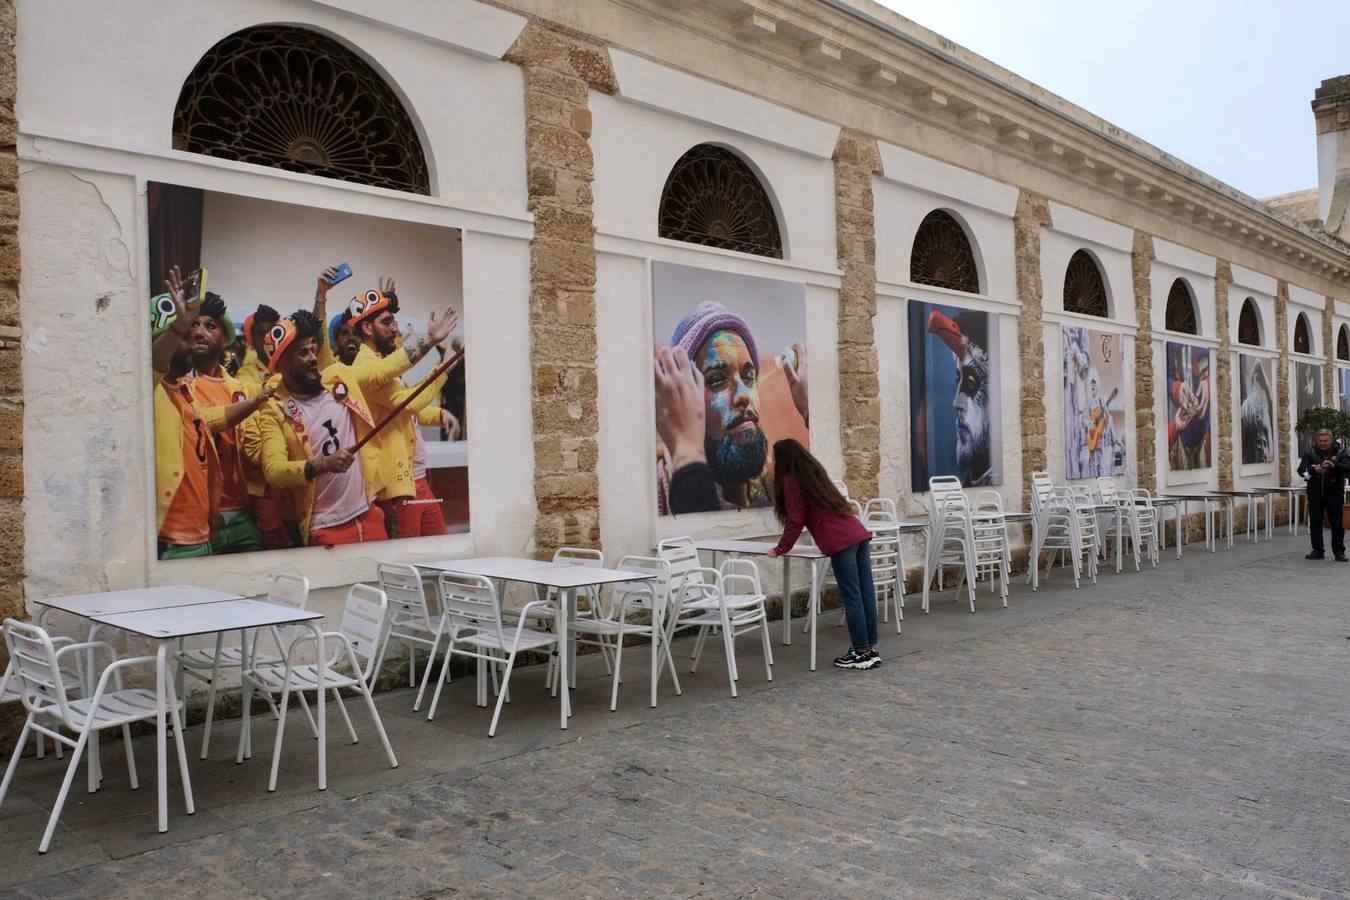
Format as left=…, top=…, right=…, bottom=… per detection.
left=670, top=301, right=760, bottom=372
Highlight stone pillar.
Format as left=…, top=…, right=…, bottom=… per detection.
left=1131, top=232, right=1157, bottom=494
left=831, top=131, right=881, bottom=498
left=1275, top=281, right=1291, bottom=487
left=1013, top=191, right=1051, bottom=508
left=504, top=23, right=616, bottom=558
left=1214, top=261, right=1233, bottom=490
left=1324, top=294, right=1336, bottom=403
left=0, top=0, right=20, bottom=670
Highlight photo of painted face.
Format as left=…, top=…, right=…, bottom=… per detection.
left=1340, top=368, right=1350, bottom=416
left=651, top=262, right=808, bottom=516
left=909, top=300, right=1002, bottom=489
left=1164, top=341, right=1211, bottom=471
left=1295, top=361, right=1323, bottom=457
left=1062, top=326, right=1127, bottom=479
left=1238, top=354, right=1275, bottom=465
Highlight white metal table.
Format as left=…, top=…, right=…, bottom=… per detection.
left=90, top=599, right=323, bottom=832
left=1260, top=486, right=1303, bottom=535
left=1156, top=493, right=1233, bottom=552
left=417, top=559, right=654, bottom=728
left=1214, top=489, right=1273, bottom=541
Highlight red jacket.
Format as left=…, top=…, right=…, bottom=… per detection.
left=772, top=476, right=871, bottom=556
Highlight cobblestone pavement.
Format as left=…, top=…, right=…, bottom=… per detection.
left=0, top=533, right=1347, bottom=898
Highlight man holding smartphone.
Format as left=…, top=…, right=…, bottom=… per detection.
left=1296, top=428, right=1350, bottom=561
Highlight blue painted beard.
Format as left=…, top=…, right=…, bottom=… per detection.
left=706, top=426, right=768, bottom=486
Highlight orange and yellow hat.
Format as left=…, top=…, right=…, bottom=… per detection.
left=263, top=318, right=300, bottom=373
left=347, top=289, right=395, bottom=328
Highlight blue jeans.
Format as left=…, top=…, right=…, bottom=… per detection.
left=830, top=540, right=877, bottom=651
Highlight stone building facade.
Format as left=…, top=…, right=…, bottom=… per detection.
left=3, top=0, right=1349, bottom=683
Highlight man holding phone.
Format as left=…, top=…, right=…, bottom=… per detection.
left=1296, top=428, right=1350, bottom=561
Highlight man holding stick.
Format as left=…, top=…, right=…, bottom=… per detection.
left=346, top=277, right=460, bottom=538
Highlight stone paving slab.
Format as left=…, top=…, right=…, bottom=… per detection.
left=0, top=534, right=1346, bottom=897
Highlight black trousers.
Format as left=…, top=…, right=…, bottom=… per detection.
left=1307, top=490, right=1345, bottom=557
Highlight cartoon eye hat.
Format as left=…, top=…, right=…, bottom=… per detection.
left=263, top=318, right=300, bottom=373
left=347, top=288, right=398, bottom=328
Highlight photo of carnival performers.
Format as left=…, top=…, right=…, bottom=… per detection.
left=148, top=181, right=466, bottom=558
left=909, top=301, right=1002, bottom=489
left=1164, top=341, right=1211, bottom=471
left=1340, top=368, right=1350, bottom=415
left=1062, top=326, right=1126, bottom=479
left=651, top=262, right=809, bottom=516
left=1238, top=354, right=1275, bottom=465
left=1295, top=362, right=1323, bottom=457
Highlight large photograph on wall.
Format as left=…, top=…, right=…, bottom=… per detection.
left=1238, top=354, right=1275, bottom=465
left=1295, top=361, right=1323, bottom=456
left=147, top=181, right=468, bottom=559
left=909, top=301, right=1002, bottom=489
left=651, top=262, right=808, bottom=516
left=1165, top=341, right=1211, bottom=471
left=1062, top=326, right=1126, bottom=479
left=1339, top=368, right=1350, bottom=414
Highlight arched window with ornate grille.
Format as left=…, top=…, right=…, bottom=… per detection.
left=910, top=210, right=981, bottom=294
left=173, top=25, right=430, bottom=194
left=1237, top=298, right=1262, bottom=346
left=1164, top=278, right=1198, bottom=335
left=1062, top=249, right=1108, bottom=317
left=657, top=144, right=783, bottom=258
left=1339, top=324, right=1350, bottom=361
left=1293, top=313, right=1312, bottom=355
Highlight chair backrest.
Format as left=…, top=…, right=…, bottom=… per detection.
left=657, top=537, right=711, bottom=603
left=613, top=555, right=674, bottom=613
left=848, top=499, right=863, bottom=518
left=266, top=572, right=310, bottom=610
left=719, top=558, right=762, bottom=596
left=377, top=562, right=432, bottom=631
left=437, top=573, right=505, bottom=646
left=552, top=547, right=604, bottom=568
left=864, top=498, right=898, bottom=521
left=1095, top=477, right=1119, bottom=505
left=833, top=479, right=850, bottom=500
left=1030, top=471, right=1055, bottom=513
left=339, top=584, right=389, bottom=681
left=2, top=619, right=73, bottom=723
left=974, top=490, right=1003, bottom=514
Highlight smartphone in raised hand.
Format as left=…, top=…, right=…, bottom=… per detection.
left=330, top=262, right=353, bottom=287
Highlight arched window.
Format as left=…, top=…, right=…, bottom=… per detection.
left=1062, top=249, right=1108, bottom=317
left=658, top=144, right=783, bottom=258
left=1237, top=298, right=1261, bottom=346
left=1338, top=324, right=1350, bottom=361
left=173, top=25, right=430, bottom=194
left=1164, top=278, right=1198, bottom=335
left=1293, top=313, right=1312, bottom=355
left=910, top=210, right=981, bottom=294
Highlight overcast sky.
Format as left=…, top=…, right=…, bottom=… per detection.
left=873, top=0, right=1350, bottom=200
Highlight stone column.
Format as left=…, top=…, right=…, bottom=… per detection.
left=1275, top=281, right=1291, bottom=487
left=1131, top=232, right=1157, bottom=494
left=0, top=0, right=20, bottom=725
left=504, top=24, right=616, bottom=558
left=1324, top=294, right=1336, bottom=402
left=1013, top=191, right=1051, bottom=508
left=831, top=131, right=881, bottom=498
left=1214, top=261, right=1233, bottom=490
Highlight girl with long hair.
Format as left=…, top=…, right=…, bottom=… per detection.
left=766, top=439, right=880, bottom=669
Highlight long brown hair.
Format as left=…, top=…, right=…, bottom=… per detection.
left=772, top=439, right=852, bottom=522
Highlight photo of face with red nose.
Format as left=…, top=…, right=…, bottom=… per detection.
left=909, top=300, right=1002, bottom=489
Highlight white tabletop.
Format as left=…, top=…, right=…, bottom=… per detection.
left=495, top=565, right=656, bottom=588
left=91, top=598, right=322, bottom=640
left=417, top=557, right=558, bottom=577
left=37, top=585, right=242, bottom=618
left=691, top=539, right=828, bottom=559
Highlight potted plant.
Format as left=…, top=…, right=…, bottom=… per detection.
left=1294, top=406, right=1350, bottom=529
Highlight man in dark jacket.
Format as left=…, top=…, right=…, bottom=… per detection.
left=1296, top=428, right=1350, bottom=561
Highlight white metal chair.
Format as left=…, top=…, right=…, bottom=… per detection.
left=566, top=555, right=683, bottom=710
left=656, top=537, right=718, bottom=647
left=176, top=573, right=310, bottom=759
left=1028, top=475, right=1093, bottom=590
left=0, top=614, right=82, bottom=765
left=0, top=619, right=192, bottom=854
left=922, top=477, right=978, bottom=613
left=1125, top=489, right=1161, bottom=569
left=971, top=490, right=1011, bottom=608
left=833, top=479, right=850, bottom=500
left=425, top=573, right=559, bottom=736
left=371, top=562, right=446, bottom=711
left=526, top=547, right=612, bottom=688
left=676, top=558, right=774, bottom=698
left=868, top=523, right=904, bottom=633
left=243, top=584, right=398, bottom=792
